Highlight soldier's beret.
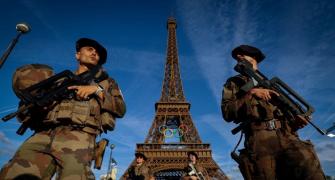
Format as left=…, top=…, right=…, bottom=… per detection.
left=135, top=152, right=147, bottom=160
left=187, top=151, right=199, bottom=159
left=76, top=38, right=107, bottom=65
left=231, top=45, right=265, bottom=63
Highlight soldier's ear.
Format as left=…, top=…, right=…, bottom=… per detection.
left=253, top=56, right=259, bottom=63
left=75, top=52, right=80, bottom=60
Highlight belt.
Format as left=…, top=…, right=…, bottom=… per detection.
left=250, top=119, right=282, bottom=131
left=70, top=124, right=101, bottom=135
left=35, top=123, right=101, bottom=135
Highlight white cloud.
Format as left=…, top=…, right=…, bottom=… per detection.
left=108, top=47, right=165, bottom=75
left=315, top=140, right=335, bottom=162
left=118, top=115, right=152, bottom=137
left=198, top=114, right=241, bottom=147
left=177, top=0, right=265, bottom=105
left=0, top=131, right=11, bottom=145
left=0, top=130, right=24, bottom=158
left=104, top=114, right=153, bottom=149
left=0, top=106, right=17, bottom=117
left=212, top=152, right=243, bottom=180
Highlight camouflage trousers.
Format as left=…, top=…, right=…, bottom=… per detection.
left=242, top=129, right=325, bottom=180
left=0, top=126, right=96, bottom=180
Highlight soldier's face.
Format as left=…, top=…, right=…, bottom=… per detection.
left=136, top=156, right=144, bottom=164
left=236, top=54, right=258, bottom=69
left=189, top=154, right=197, bottom=163
left=76, top=46, right=100, bottom=66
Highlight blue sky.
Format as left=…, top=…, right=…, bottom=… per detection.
left=0, top=0, right=334, bottom=179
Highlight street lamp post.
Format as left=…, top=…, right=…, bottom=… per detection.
left=0, top=23, right=31, bottom=69
left=106, top=144, right=115, bottom=180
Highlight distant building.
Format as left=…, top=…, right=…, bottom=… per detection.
left=100, top=167, right=117, bottom=180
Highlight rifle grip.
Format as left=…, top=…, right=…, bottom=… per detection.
left=16, top=123, right=28, bottom=135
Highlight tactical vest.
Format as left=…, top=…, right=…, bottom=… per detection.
left=43, top=79, right=115, bottom=135
left=128, top=164, right=151, bottom=179
left=228, top=75, right=285, bottom=122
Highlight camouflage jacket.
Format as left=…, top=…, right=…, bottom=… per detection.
left=123, top=163, right=153, bottom=180
left=183, top=163, right=208, bottom=179
left=19, top=76, right=126, bottom=135
left=221, top=75, right=285, bottom=124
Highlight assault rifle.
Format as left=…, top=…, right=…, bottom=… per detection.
left=187, top=163, right=205, bottom=180
left=2, top=65, right=106, bottom=135
left=231, top=60, right=326, bottom=135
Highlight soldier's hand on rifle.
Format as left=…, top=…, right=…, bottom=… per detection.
left=68, top=85, right=102, bottom=100
left=249, top=88, right=279, bottom=101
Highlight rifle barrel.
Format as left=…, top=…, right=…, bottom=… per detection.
left=2, top=104, right=33, bottom=121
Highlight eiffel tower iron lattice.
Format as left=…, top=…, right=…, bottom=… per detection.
left=122, top=17, right=228, bottom=180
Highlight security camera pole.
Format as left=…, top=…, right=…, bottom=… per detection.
left=0, top=23, right=31, bottom=69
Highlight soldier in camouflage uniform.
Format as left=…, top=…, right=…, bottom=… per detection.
left=123, top=152, right=154, bottom=180
left=221, top=45, right=325, bottom=180
left=182, top=151, right=208, bottom=180
left=0, top=38, right=126, bottom=180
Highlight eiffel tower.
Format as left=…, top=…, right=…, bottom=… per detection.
left=122, top=17, right=228, bottom=180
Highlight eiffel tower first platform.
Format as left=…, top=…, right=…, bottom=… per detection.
left=122, top=17, right=228, bottom=180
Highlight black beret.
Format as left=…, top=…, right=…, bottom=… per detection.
left=76, top=38, right=107, bottom=65
left=135, top=152, right=147, bottom=161
left=232, top=45, right=265, bottom=63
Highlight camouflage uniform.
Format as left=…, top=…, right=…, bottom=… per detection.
left=182, top=163, right=208, bottom=180
left=0, top=75, right=126, bottom=180
left=0, top=39, right=126, bottom=180
left=123, top=163, right=153, bottom=180
left=221, top=74, right=325, bottom=180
